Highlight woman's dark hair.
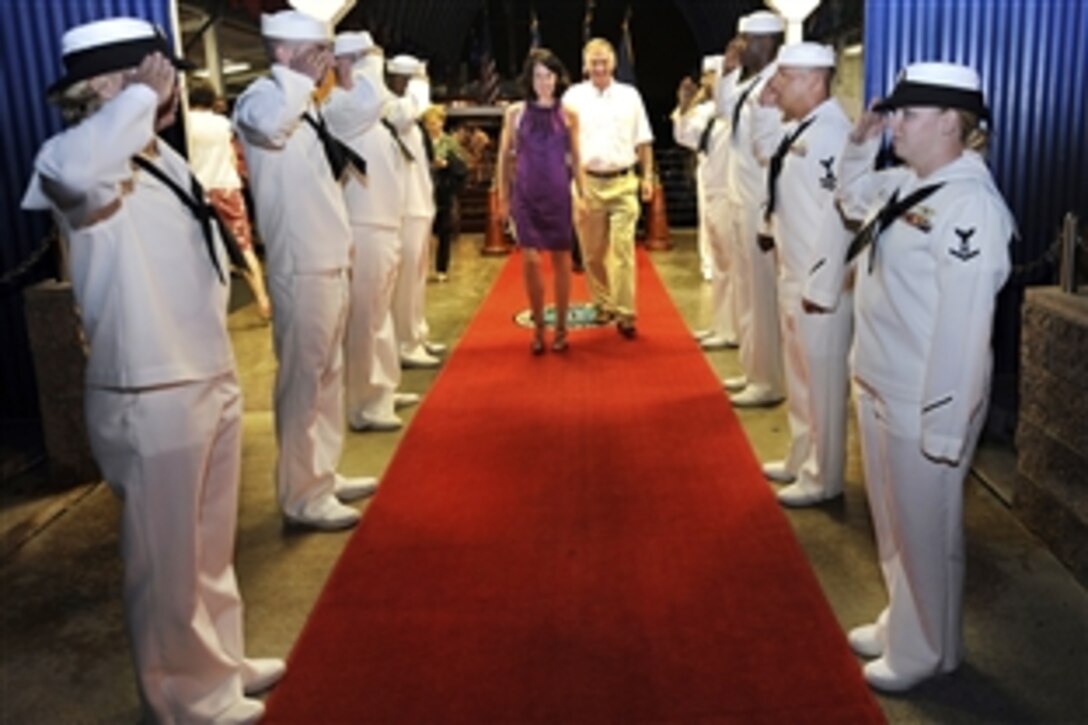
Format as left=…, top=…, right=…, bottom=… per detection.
left=520, top=48, right=570, bottom=102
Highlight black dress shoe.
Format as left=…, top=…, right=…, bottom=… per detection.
left=617, top=319, right=637, bottom=339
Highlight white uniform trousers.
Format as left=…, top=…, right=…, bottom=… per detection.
left=778, top=286, right=852, bottom=490
left=727, top=198, right=784, bottom=394
left=696, top=179, right=712, bottom=281
left=576, top=173, right=641, bottom=320
left=854, top=382, right=984, bottom=680
left=393, top=215, right=434, bottom=358
left=346, top=223, right=403, bottom=424
left=704, top=194, right=738, bottom=342
left=268, top=271, right=350, bottom=517
left=85, top=374, right=248, bottom=723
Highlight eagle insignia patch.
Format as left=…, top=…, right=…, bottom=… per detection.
left=949, top=227, right=980, bottom=261
left=818, top=156, right=837, bottom=191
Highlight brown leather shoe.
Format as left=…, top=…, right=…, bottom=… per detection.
left=617, top=319, right=637, bottom=339
left=594, top=308, right=615, bottom=325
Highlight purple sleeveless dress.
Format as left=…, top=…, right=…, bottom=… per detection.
left=511, top=102, right=573, bottom=250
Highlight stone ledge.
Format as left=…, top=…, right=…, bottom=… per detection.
left=22, top=281, right=100, bottom=487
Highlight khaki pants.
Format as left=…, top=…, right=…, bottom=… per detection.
left=575, top=172, right=640, bottom=320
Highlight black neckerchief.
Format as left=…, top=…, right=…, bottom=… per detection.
left=697, top=116, right=716, bottom=155
left=302, top=111, right=368, bottom=179
left=381, top=119, right=416, bottom=162
left=131, top=154, right=249, bottom=284
left=846, top=182, right=946, bottom=272
left=764, top=116, right=816, bottom=222
left=731, top=74, right=760, bottom=138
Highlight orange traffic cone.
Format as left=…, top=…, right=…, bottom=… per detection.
left=481, top=186, right=513, bottom=256
left=644, top=181, right=671, bottom=251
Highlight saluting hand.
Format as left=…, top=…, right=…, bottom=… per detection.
left=126, top=52, right=175, bottom=107
left=290, top=45, right=333, bottom=84
left=850, top=99, right=887, bottom=143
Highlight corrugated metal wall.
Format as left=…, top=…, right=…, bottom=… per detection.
left=1, top=0, right=175, bottom=424
left=863, top=0, right=1088, bottom=437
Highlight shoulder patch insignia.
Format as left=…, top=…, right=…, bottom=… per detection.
left=903, top=204, right=935, bottom=233
left=818, top=156, right=837, bottom=190
left=949, top=226, right=980, bottom=261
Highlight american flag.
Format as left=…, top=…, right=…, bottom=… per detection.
left=529, top=8, right=541, bottom=51
left=616, top=5, right=637, bottom=85
left=478, top=8, right=500, bottom=105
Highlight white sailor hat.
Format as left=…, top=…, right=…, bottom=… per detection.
left=47, top=17, right=192, bottom=97
left=739, top=11, right=785, bottom=35
left=334, top=31, right=374, bottom=56
left=776, top=43, right=835, bottom=69
left=386, top=54, right=423, bottom=76
left=260, top=10, right=331, bottom=42
left=874, top=61, right=989, bottom=120
left=702, top=55, right=723, bottom=74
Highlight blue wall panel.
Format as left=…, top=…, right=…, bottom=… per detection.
left=1, top=0, right=175, bottom=422
left=863, top=0, right=1088, bottom=436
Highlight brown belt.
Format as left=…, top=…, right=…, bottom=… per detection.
left=585, top=166, right=634, bottom=179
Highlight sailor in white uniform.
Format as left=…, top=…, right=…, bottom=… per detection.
left=673, top=53, right=739, bottom=350
left=386, top=54, right=445, bottom=369
left=234, top=11, right=377, bottom=531
left=22, top=17, right=283, bottom=722
left=715, top=11, right=787, bottom=406
left=755, top=43, right=854, bottom=506
left=326, top=33, right=420, bottom=432
left=831, top=62, right=1015, bottom=692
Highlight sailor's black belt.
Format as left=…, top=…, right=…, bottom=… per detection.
left=586, top=166, right=634, bottom=179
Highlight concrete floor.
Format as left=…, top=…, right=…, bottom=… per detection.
left=1, top=229, right=1085, bottom=723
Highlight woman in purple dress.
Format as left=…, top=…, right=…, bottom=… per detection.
left=497, top=49, right=586, bottom=354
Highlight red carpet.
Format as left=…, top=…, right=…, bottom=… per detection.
left=264, top=251, right=884, bottom=723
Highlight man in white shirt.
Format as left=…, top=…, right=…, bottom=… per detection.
left=673, top=51, right=740, bottom=350
left=386, top=54, right=445, bottom=368
left=326, top=32, right=421, bottom=431
left=23, top=17, right=282, bottom=722
left=187, top=79, right=271, bottom=320
left=715, top=11, right=787, bottom=406
left=563, top=37, right=654, bottom=338
left=234, top=10, right=377, bottom=531
left=756, top=43, right=854, bottom=505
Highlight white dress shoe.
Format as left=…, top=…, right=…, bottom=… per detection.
left=400, top=350, right=441, bottom=368
left=848, top=623, right=884, bottom=659
left=693, top=328, right=713, bottom=340
left=334, top=475, right=379, bottom=502
left=761, top=460, right=796, bottom=483
left=241, top=657, right=286, bottom=696
left=349, top=414, right=402, bottom=432
left=424, top=340, right=447, bottom=355
left=700, top=335, right=739, bottom=350
left=215, top=697, right=265, bottom=724
left=393, top=392, right=421, bottom=409
left=285, top=494, right=360, bottom=531
left=863, top=658, right=930, bottom=693
left=777, top=482, right=838, bottom=508
left=722, top=375, right=748, bottom=392
left=729, top=386, right=784, bottom=408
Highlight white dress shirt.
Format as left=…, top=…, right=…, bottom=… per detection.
left=563, top=79, right=653, bottom=173
left=234, top=64, right=352, bottom=274
left=838, top=141, right=1015, bottom=463
left=23, top=85, right=234, bottom=390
